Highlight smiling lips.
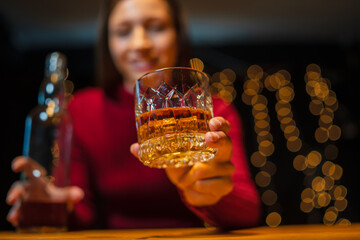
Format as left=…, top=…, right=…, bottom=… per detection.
left=131, top=59, right=157, bottom=72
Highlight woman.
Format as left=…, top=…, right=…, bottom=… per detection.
left=7, top=0, right=261, bottom=230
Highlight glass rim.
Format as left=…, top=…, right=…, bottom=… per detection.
left=136, top=67, right=208, bottom=82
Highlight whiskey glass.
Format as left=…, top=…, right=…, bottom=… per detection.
left=135, top=67, right=216, bottom=168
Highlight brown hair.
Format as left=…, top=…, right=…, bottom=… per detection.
left=96, top=0, right=191, bottom=99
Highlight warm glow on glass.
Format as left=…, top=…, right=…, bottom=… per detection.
left=255, top=171, right=271, bottom=187
left=64, top=80, right=74, bottom=96
left=262, top=190, right=278, bottom=206
left=50, top=73, right=59, bottom=83
left=266, top=212, right=281, bottom=227
left=251, top=151, right=267, bottom=167
left=293, top=155, right=308, bottom=171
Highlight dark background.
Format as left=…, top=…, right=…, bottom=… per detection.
left=1, top=0, right=360, bottom=230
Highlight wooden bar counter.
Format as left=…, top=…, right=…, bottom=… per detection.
left=1, top=223, right=359, bottom=240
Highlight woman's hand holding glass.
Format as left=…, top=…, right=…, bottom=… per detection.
left=131, top=116, right=234, bottom=207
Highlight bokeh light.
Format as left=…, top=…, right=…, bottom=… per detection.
left=312, top=176, right=325, bottom=192
left=189, top=58, right=204, bottom=72
left=255, top=171, right=271, bottom=187
left=251, top=151, right=267, bottom=168
left=247, top=64, right=263, bottom=80
left=293, top=155, right=308, bottom=171
left=266, top=212, right=282, bottom=227
left=262, top=190, right=278, bottom=206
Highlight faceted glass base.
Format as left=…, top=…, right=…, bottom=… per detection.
left=139, top=133, right=217, bottom=168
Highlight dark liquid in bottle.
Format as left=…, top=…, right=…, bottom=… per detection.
left=18, top=201, right=68, bottom=232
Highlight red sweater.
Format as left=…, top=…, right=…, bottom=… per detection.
left=67, top=85, right=261, bottom=230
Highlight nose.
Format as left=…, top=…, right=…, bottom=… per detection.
left=129, top=26, right=152, bottom=51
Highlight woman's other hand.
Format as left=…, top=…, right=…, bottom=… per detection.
left=6, top=156, right=84, bottom=227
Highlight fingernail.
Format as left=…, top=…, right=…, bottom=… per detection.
left=6, top=192, right=14, bottom=204
left=210, top=118, right=221, bottom=129
left=207, top=132, right=219, bottom=142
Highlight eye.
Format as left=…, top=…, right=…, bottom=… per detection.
left=114, top=28, right=131, bottom=37
left=147, top=22, right=166, bottom=32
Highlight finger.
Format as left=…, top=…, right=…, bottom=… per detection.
left=205, top=131, right=232, bottom=162
left=11, top=156, right=27, bottom=172
left=66, top=186, right=84, bottom=203
left=173, top=162, right=234, bottom=190
left=7, top=201, right=20, bottom=227
left=24, top=158, right=47, bottom=179
left=209, top=117, right=230, bottom=135
left=6, top=182, right=24, bottom=205
left=183, top=188, right=218, bottom=207
left=193, top=176, right=234, bottom=196
left=165, top=166, right=192, bottom=189
left=188, top=162, right=234, bottom=182
left=130, top=143, right=139, bottom=158
left=47, top=185, right=84, bottom=203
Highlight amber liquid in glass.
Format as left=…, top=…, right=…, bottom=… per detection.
left=136, top=107, right=216, bottom=168
left=18, top=201, right=68, bottom=233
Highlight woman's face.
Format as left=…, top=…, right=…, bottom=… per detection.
left=108, top=0, right=178, bottom=88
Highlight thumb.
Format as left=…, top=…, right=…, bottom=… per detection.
left=130, top=143, right=139, bottom=158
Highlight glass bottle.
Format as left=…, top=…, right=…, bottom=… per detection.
left=17, top=52, right=73, bottom=233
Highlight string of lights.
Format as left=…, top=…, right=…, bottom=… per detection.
left=190, top=58, right=349, bottom=227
